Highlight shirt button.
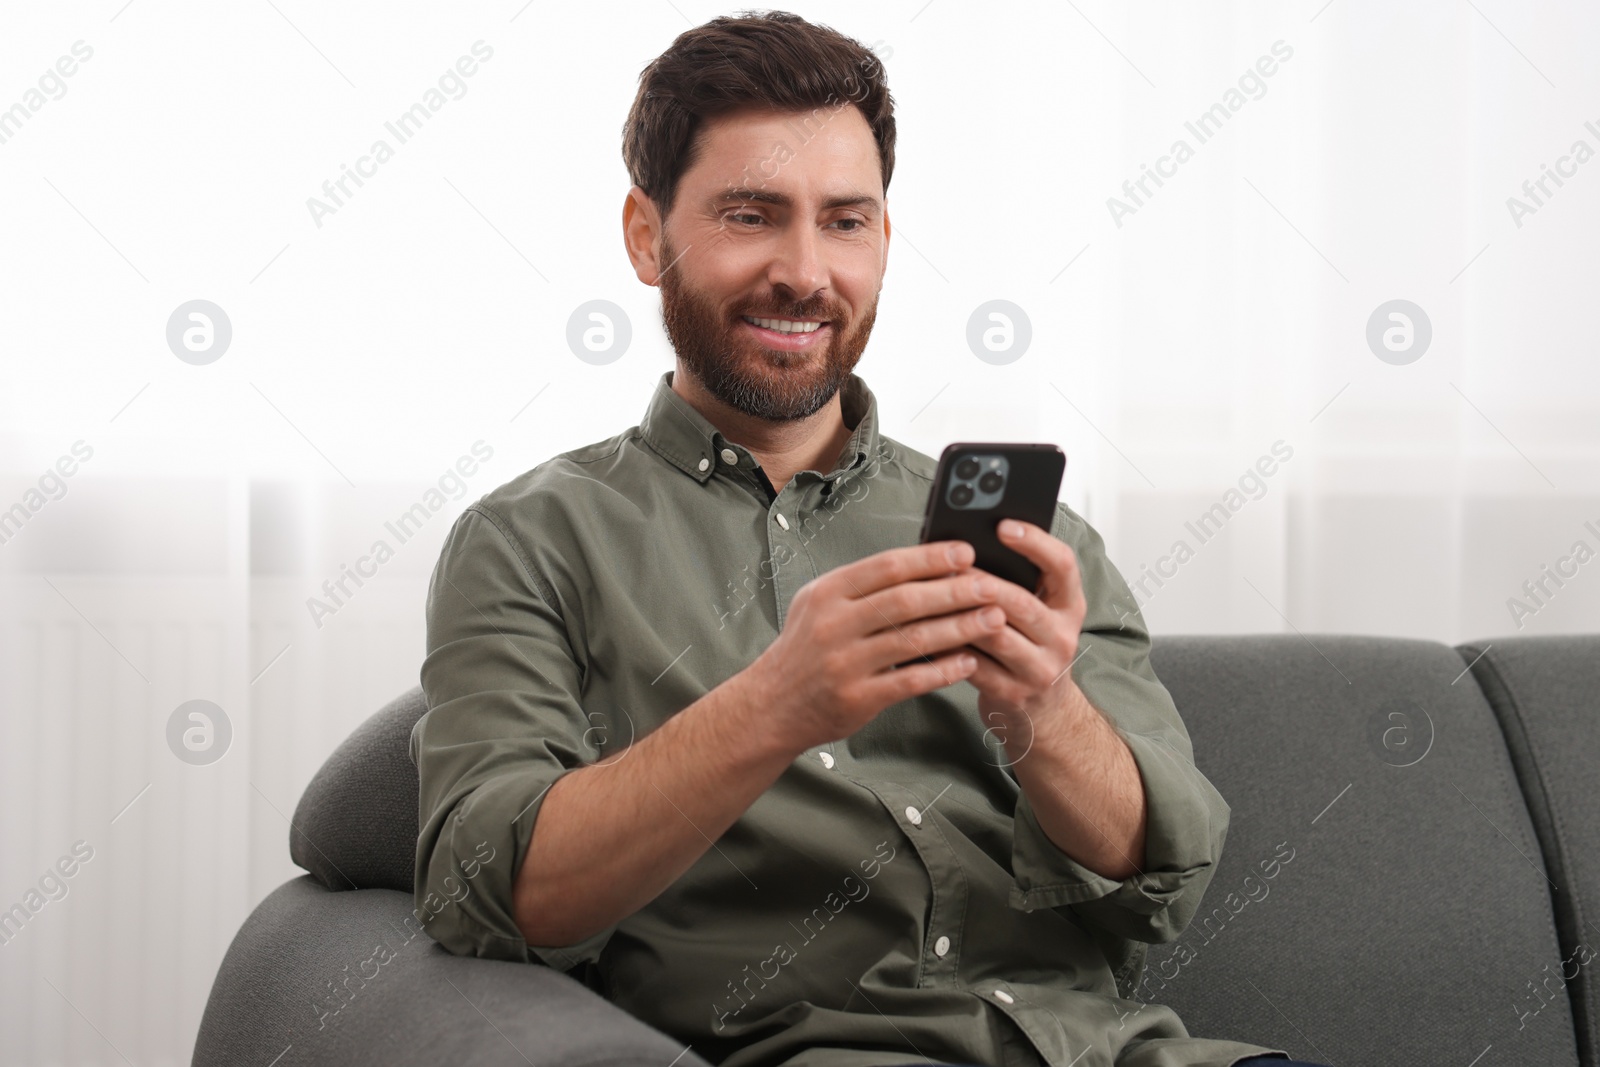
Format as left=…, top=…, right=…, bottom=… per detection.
left=720, top=448, right=738, bottom=464
left=775, top=513, right=790, bottom=530
left=819, top=751, right=834, bottom=769
left=934, top=935, right=950, bottom=957
left=697, top=457, right=710, bottom=472
left=993, top=989, right=1014, bottom=1004
left=905, top=805, right=922, bottom=826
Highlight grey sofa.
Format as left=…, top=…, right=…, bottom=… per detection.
left=193, top=634, right=1600, bottom=1067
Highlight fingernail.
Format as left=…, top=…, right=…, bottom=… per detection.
left=999, top=520, right=1022, bottom=539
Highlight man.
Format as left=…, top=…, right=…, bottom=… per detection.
left=412, top=11, right=1321, bottom=1067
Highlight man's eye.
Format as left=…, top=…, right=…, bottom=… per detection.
left=832, top=218, right=864, bottom=232
left=727, top=213, right=764, bottom=226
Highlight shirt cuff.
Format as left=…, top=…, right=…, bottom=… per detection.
left=1007, top=730, right=1228, bottom=944
left=413, top=760, right=615, bottom=972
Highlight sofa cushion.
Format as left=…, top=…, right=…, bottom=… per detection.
left=290, top=686, right=427, bottom=892
left=1458, top=635, right=1600, bottom=1067
left=1143, top=634, right=1579, bottom=1067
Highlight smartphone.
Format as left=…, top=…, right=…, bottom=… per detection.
left=918, top=442, right=1067, bottom=592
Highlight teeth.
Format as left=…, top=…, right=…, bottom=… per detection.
left=743, top=316, right=822, bottom=334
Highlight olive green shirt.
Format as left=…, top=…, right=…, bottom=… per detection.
left=411, top=370, right=1286, bottom=1067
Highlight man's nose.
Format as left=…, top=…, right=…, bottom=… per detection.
left=766, top=223, right=827, bottom=301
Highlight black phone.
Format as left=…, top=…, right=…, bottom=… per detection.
left=918, top=442, right=1067, bottom=591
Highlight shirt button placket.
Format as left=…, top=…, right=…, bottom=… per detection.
left=885, top=786, right=965, bottom=987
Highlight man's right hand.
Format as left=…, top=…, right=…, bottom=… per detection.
left=744, top=539, right=1005, bottom=753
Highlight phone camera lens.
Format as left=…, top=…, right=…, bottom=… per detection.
left=950, top=483, right=974, bottom=506
left=954, top=457, right=980, bottom=480
left=978, top=471, right=1004, bottom=494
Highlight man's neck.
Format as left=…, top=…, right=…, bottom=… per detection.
left=671, top=362, right=855, bottom=495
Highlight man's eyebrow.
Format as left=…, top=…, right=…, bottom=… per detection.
left=712, top=188, right=881, bottom=212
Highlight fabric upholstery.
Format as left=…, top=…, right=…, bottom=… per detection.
left=289, top=686, right=427, bottom=892
left=1144, top=634, right=1580, bottom=1067
left=192, top=875, right=714, bottom=1067
left=1458, top=635, right=1600, bottom=1067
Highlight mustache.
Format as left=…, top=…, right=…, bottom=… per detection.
left=736, top=299, right=842, bottom=321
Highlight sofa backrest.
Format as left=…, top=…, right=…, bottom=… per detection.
left=1459, top=635, right=1600, bottom=1067
left=1145, top=634, right=1581, bottom=1067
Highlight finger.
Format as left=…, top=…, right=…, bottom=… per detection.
left=981, top=572, right=1065, bottom=647
left=967, top=623, right=1058, bottom=690
left=860, top=603, right=1006, bottom=674
left=965, top=645, right=1033, bottom=709
left=831, top=540, right=976, bottom=601
left=996, top=519, right=1084, bottom=614
left=864, top=647, right=978, bottom=705
left=857, top=569, right=997, bottom=632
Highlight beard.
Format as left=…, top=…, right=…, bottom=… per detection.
left=658, top=234, right=877, bottom=422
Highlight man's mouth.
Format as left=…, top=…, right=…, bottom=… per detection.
left=739, top=315, right=825, bottom=334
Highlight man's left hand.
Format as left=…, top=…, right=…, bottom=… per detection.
left=964, top=518, right=1091, bottom=753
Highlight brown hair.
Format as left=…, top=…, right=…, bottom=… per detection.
left=622, top=10, right=895, bottom=221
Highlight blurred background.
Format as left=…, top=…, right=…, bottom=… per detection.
left=2, top=0, right=1597, bottom=1063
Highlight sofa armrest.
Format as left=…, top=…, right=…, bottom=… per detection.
left=194, top=875, right=712, bottom=1067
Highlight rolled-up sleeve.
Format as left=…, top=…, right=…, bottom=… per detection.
left=411, top=503, right=613, bottom=972
left=1007, top=502, right=1230, bottom=945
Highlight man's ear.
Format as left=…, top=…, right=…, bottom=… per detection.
left=622, top=186, right=665, bottom=286
left=882, top=200, right=891, bottom=272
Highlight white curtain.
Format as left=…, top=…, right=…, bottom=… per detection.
left=2, top=1, right=1596, bottom=1062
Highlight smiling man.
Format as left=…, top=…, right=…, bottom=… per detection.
left=411, top=11, right=1314, bottom=1067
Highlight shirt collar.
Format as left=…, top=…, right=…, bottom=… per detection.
left=639, top=369, right=880, bottom=488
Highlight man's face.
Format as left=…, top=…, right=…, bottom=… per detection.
left=655, top=105, right=889, bottom=421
